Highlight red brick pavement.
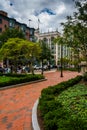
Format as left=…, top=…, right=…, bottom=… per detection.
left=0, top=71, right=81, bottom=130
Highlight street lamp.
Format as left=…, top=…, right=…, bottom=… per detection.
left=77, top=48, right=80, bottom=73
left=29, top=19, right=32, bottom=27
left=60, top=44, right=63, bottom=77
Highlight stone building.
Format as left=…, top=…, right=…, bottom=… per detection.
left=35, top=29, right=71, bottom=66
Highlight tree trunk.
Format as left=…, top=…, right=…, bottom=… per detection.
left=41, top=59, right=44, bottom=75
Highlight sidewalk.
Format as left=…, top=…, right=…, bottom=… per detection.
left=0, top=71, right=81, bottom=130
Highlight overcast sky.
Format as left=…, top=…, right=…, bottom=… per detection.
left=0, top=0, right=76, bottom=33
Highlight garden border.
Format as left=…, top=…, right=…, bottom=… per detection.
left=0, top=78, right=47, bottom=90
left=32, top=99, right=40, bottom=130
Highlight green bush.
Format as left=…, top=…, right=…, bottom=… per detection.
left=83, top=72, right=87, bottom=81
left=39, top=99, right=62, bottom=117
left=40, top=75, right=82, bottom=97
left=0, top=74, right=44, bottom=87
left=55, top=84, right=87, bottom=130
left=63, top=67, right=78, bottom=71
left=44, top=108, right=70, bottom=130
left=38, top=75, right=87, bottom=130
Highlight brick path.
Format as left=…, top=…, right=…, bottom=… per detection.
left=0, top=71, right=81, bottom=130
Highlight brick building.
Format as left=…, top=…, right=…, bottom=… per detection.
left=0, top=10, right=35, bottom=41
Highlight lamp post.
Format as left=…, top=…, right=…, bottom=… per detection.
left=29, top=19, right=32, bottom=27
left=77, top=48, right=81, bottom=73
left=60, top=44, right=63, bottom=77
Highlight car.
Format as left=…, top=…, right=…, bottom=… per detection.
left=22, top=66, right=30, bottom=73
left=34, top=65, right=40, bottom=70
left=39, top=65, right=48, bottom=70
left=0, top=67, right=4, bottom=73
left=43, top=65, right=48, bottom=70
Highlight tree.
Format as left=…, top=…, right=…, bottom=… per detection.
left=0, top=38, right=41, bottom=73
left=61, top=0, right=87, bottom=62
left=54, top=36, right=66, bottom=77
left=39, top=40, right=52, bottom=74
left=25, top=41, right=41, bottom=74
left=0, top=28, right=25, bottom=47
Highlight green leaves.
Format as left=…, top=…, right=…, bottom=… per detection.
left=0, top=74, right=44, bottom=87
left=39, top=76, right=87, bottom=130
left=62, top=0, right=87, bottom=61
left=0, top=38, right=41, bottom=73
left=39, top=40, right=52, bottom=61
left=0, top=28, right=25, bottom=47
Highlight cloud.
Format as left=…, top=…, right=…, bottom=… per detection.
left=40, top=8, right=56, bottom=15
left=55, top=2, right=66, bottom=15
left=0, top=0, right=75, bottom=33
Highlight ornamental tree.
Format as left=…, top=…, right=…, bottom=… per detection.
left=0, top=38, right=41, bottom=73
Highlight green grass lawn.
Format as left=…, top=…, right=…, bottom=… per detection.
left=0, top=74, right=44, bottom=87
left=0, top=76, right=16, bottom=83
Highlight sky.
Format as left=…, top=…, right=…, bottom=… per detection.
left=0, top=0, right=76, bottom=33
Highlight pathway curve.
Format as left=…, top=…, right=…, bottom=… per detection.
left=0, top=71, right=80, bottom=130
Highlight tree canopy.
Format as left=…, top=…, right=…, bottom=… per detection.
left=0, top=28, right=25, bottom=47
left=39, top=40, right=52, bottom=74
left=40, top=40, right=52, bottom=61
left=0, top=38, right=41, bottom=72
left=61, top=0, right=87, bottom=61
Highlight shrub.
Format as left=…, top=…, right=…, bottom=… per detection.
left=40, top=75, right=82, bottom=97
left=0, top=74, right=44, bottom=87
left=39, top=99, right=62, bottom=117
left=83, top=72, right=87, bottom=81
left=38, top=76, right=87, bottom=130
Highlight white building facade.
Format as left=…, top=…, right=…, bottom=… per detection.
left=35, top=29, right=71, bottom=66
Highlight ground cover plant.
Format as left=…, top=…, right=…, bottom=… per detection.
left=0, top=73, right=44, bottom=87
left=38, top=75, right=87, bottom=130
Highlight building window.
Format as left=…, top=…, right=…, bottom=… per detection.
left=30, top=30, right=33, bottom=35
left=4, top=24, right=7, bottom=28
left=0, top=18, right=2, bottom=24
left=0, top=28, right=2, bottom=32
left=21, top=26, right=24, bottom=31
left=9, top=22, right=12, bottom=27
left=9, top=21, right=14, bottom=27
left=30, top=29, right=34, bottom=36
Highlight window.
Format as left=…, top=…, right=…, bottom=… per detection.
left=21, top=26, right=24, bottom=31
left=0, top=28, right=2, bottom=32
left=4, top=24, right=7, bottom=28
left=30, top=30, right=33, bottom=35
left=9, top=22, right=13, bottom=27
left=0, top=18, right=2, bottom=24
left=9, top=21, right=14, bottom=27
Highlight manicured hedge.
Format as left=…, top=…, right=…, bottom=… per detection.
left=38, top=75, right=87, bottom=130
left=83, top=72, right=87, bottom=81
left=40, top=75, right=82, bottom=98
left=0, top=74, right=45, bottom=87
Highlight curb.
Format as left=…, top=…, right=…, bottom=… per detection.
left=32, top=99, right=40, bottom=130
left=0, top=78, right=47, bottom=91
